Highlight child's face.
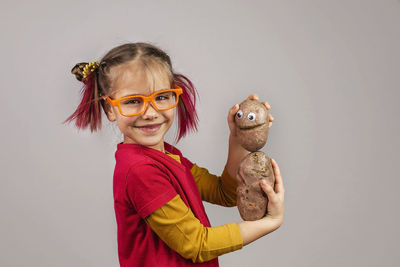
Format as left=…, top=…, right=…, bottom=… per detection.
left=105, top=61, right=174, bottom=152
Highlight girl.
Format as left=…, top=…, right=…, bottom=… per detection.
left=65, top=42, right=285, bottom=267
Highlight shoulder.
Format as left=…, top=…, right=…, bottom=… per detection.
left=114, top=145, right=165, bottom=181
left=120, top=155, right=166, bottom=179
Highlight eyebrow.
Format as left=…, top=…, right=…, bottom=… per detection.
left=120, top=88, right=170, bottom=98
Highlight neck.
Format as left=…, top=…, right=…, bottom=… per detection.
left=122, top=138, right=165, bottom=153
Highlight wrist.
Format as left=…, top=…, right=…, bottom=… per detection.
left=238, top=216, right=281, bottom=246
left=228, top=134, right=247, bottom=153
left=226, top=133, right=249, bottom=179
left=262, top=215, right=284, bottom=230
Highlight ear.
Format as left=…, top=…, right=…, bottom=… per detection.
left=101, top=100, right=117, bottom=122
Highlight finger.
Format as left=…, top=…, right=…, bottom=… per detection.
left=268, top=114, right=274, bottom=122
left=271, top=158, right=284, bottom=194
left=247, top=94, right=259, bottom=101
left=271, top=158, right=284, bottom=195
left=268, top=114, right=274, bottom=128
left=227, top=104, right=239, bottom=130
left=262, top=102, right=271, bottom=110
left=260, top=180, right=277, bottom=201
left=227, top=104, right=239, bottom=122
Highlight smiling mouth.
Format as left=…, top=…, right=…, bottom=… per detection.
left=133, top=122, right=164, bottom=133
left=239, top=123, right=267, bottom=131
left=134, top=123, right=163, bottom=128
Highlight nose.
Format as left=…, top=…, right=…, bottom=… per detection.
left=141, top=101, right=159, bottom=119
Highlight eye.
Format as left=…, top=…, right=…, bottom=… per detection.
left=155, top=94, right=169, bottom=101
left=247, top=112, right=256, bottom=121
left=122, top=97, right=142, bottom=105
left=236, top=110, right=243, bottom=119
left=156, top=96, right=167, bottom=101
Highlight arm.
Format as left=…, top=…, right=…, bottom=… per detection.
left=145, top=194, right=243, bottom=263
left=146, top=157, right=284, bottom=262
left=191, top=163, right=237, bottom=206
left=226, top=96, right=282, bottom=245
left=188, top=95, right=274, bottom=206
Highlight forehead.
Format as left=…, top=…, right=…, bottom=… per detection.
left=110, top=60, right=171, bottom=98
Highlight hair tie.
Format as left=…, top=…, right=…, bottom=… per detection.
left=83, top=62, right=100, bottom=79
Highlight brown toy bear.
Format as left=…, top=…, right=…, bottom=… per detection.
left=235, top=99, right=276, bottom=221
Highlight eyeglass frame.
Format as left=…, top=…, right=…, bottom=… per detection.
left=104, top=86, right=183, bottom=117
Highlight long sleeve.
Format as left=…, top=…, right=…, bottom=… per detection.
left=145, top=194, right=243, bottom=263
left=190, top=164, right=238, bottom=207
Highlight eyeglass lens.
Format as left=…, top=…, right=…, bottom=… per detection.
left=119, top=91, right=178, bottom=115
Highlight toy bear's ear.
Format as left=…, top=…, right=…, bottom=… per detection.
left=71, top=62, right=88, bottom=82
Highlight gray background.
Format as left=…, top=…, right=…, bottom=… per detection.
left=1, top=0, right=399, bottom=266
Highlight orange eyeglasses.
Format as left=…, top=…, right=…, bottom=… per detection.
left=104, top=87, right=183, bottom=117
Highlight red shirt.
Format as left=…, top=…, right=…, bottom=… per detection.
left=113, top=142, right=219, bottom=267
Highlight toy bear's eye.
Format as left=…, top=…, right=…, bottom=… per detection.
left=236, top=110, right=243, bottom=119
left=247, top=112, right=256, bottom=121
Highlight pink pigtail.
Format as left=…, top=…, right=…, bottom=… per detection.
left=173, top=74, right=199, bottom=142
left=64, top=72, right=102, bottom=132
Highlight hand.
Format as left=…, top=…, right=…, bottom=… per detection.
left=237, top=158, right=284, bottom=246
left=227, top=94, right=275, bottom=137
left=260, top=158, right=285, bottom=226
